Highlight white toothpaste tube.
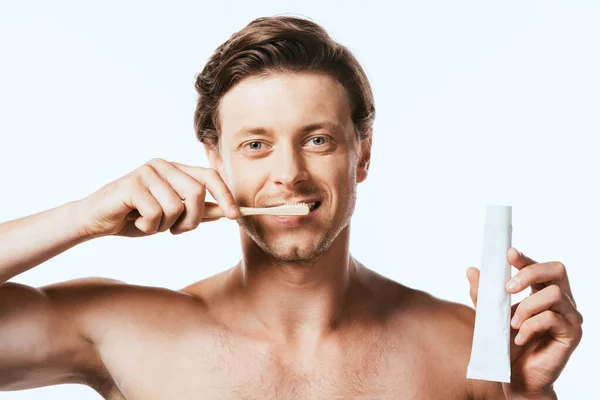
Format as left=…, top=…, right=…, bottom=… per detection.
left=466, top=205, right=512, bottom=383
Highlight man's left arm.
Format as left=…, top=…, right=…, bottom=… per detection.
left=466, top=247, right=583, bottom=399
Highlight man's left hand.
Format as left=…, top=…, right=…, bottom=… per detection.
left=467, top=247, right=583, bottom=399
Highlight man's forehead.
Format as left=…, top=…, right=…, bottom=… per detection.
left=217, top=72, right=353, bottom=137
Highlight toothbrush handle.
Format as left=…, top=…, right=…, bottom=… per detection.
left=202, top=204, right=225, bottom=219
left=202, top=204, right=307, bottom=219
left=202, top=205, right=258, bottom=219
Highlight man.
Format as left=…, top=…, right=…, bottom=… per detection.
left=0, top=16, right=582, bottom=399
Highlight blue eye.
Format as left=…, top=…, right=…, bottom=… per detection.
left=310, top=136, right=327, bottom=145
left=247, top=141, right=262, bottom=150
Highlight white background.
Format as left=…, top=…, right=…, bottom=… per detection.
left=0, top=0, right=597, bottom=398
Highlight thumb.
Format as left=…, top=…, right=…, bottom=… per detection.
left=466, top=267, right=480, bottom=307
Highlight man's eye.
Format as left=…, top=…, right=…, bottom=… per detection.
left=246, top=141, right=263, bottom=150
left=308, top=136, right=327, bottom=146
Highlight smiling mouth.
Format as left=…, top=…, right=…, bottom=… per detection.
left=276, top=200, right=321, bottom=212
left=305, top=201, right=321, bottom=212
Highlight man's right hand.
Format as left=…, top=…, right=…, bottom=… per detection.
left=76, top=158, right=240, bottom=238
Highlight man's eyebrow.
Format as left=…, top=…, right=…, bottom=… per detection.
left=233, top=127, right=271, bottom=139
left=233, top=121, right=344, bottom=139
left=299, top=121, right=344, bottom=134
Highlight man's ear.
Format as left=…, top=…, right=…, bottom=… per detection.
left=356, top=130, right=372, bottom=183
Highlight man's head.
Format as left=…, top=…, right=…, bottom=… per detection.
left=194, top=16, right=375, bottom=263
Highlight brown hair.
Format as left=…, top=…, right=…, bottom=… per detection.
left=193, top=16, right=375, bottom=148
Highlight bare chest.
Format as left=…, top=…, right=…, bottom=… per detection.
left=98, top=328, right=467, bottom=400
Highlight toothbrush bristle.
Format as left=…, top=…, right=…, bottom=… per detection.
left=274, top=203, right=310, bottom=215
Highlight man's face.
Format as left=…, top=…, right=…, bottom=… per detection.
left=207, top=72, right=370, bottom=262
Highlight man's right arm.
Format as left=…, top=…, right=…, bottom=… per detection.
left=0, top=158, right=239, bottom=391
left=0, top=199, right=102, bottom=390
left=0, top=279, right=120, bottom=391
left=0, top=201, right=92, bottom=284
left=0, top=158, right=240, bottom=283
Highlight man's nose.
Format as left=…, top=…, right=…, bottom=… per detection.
left=271, top=144, right=309, bottom=188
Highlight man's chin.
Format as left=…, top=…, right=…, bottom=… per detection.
left=258, top=239, right=325, bottom=263
left=239, top=218, right=338, bottom=263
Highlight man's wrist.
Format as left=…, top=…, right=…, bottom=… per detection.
left=68, top=200, right=102, bottom=241
left=509, top=390, right=558, bottom=400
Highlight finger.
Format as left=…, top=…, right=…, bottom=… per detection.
left=146, top=159, right=210, bottom=234
left=505, top=259, right=574, bottom=302
left=170, top=186, right=207, bottom=234
left=170, top=162, right=239, bottom=219
left=466, top=267, right=480, bottom=307
left=507, top=247, right=538, bottom=270
left=514, top=310, right=580, bottom=348
left=508, top=302, right=522, bottom=359
left=139, top=165, right=185, bottom=232
left=170, top=201, right=220, bottom=234
left=506, top=247, right=545, bottom=293
left=129, top=182, right=163, bottom=234
left=511, top=285, right=583, bottom=330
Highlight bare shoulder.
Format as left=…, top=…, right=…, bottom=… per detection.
left=0, top=277, right=177, bottom=393
left=356, top=265, right=476, bottom=329
left=402, top=286, right=476, bottom=332
left=374, top=276, right=504, bottom=399
left=0, top=276, right=221, bottom=395
left=39, top=276, right=215, bottom=343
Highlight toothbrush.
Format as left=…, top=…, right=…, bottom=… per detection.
left=202, top=203, right=310, bottom=219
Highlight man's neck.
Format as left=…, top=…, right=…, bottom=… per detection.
left=229, top=226, right=359, bottom=344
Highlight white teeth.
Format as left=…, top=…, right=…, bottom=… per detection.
left=284, top=201, right=317, bottom=211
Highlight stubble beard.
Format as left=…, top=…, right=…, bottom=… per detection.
left=238, top=191, right=356, bottom=265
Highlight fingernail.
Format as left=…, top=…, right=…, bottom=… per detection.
left=229, top=205, right=239, bottom=218
left=506, top=278, right=518, bottom=291
left=511, top=314, right=520, bottom=327
left=514, top=247, right=523, bottom=256
left=515, top=333, right=523, bottom=345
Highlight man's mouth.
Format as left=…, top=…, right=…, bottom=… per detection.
left=267, top=200, right=322, bottom=212
left=304, top=201, right=321, bottom=212
left=260, top=200, right=322, bottom=227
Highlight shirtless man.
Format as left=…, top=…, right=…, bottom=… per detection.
left=0, top=16, right=583, bottom=399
